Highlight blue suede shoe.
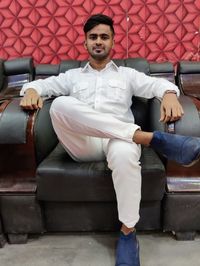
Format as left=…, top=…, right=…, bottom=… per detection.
left=115, top=231, right=140, bottom=266
left=150, top=131, right=200, bottom=167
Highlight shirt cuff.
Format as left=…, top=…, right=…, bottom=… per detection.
left=161, top=86, right=180, bottom=98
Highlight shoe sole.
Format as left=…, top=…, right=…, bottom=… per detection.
left=183, top=157, right=200, bottom=167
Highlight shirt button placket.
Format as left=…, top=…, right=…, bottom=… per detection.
left=95, top=75, right=102, bottom=109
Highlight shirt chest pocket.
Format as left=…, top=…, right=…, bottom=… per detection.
left=72, top=81, right=89, bottom=100
left=107, top=79, right=127, bottom=101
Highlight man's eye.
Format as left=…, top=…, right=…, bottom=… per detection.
left=89, top=35, right=97, bottom=40
left=101, top=35, right=109, bottom=40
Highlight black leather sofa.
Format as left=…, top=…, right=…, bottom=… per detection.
left=0, top=57, right=200, bottom=244
left=162, top=61, right=200, bottom=240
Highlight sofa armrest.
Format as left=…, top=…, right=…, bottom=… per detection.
left=34, top=97, right=58, bottom=164
left=149, top=95, right=200, bottom=136
left=174, top=96, right=200, bottom=136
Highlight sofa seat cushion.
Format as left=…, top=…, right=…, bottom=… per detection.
left=36, top=144, right=165, bottom=202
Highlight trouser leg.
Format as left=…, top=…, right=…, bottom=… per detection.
left=50, top=96, right=139, bottom=144
left=50, top=124, right=106, bottom=162
left=105, top=139, right=142, bottom=228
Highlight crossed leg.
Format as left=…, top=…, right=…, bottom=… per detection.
left=50, top=96, right=142, bottom=228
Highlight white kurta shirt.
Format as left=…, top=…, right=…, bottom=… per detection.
left=20, top=61, right=179, bottom=123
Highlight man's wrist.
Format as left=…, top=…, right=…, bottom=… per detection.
left=163, top=90, right=178, bottom=99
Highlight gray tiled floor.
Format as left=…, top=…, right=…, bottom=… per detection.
left=0, top=232, right=200, bottom=266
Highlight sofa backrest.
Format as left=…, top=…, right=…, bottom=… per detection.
left=35, top=64, right=59, bottom=80
left=125, top=58, right=150, bottom=74
left=59, top=60, right=81, bottom=73
left=59, top=58, right=150, bottom=73
left=149, top=62, right=175, bottom=83
left=177, top=61, right=200, bottom=98
left=0, top=58, right=34, bottom=99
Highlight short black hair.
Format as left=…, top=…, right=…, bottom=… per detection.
left=84, top=14, right=115, bottom=35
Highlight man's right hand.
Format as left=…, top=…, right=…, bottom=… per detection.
left=20, top=88, right=43, bottom=110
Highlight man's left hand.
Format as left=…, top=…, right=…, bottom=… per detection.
left=160, top=93, right=184, bottom=123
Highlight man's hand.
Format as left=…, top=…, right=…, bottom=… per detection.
left=160, top=92, right=184, bottom=123
left=20, top=88, right=43, bottom=110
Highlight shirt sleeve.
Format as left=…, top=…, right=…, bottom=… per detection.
left=20, top=71, right=72, bottom=97
left=128, top=68, right=180, bottom=99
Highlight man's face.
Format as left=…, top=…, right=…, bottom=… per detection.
left=84, top=24, right=114, bottom=61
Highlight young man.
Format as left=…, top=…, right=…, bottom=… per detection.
left=20, top=14, right=200, bottom=266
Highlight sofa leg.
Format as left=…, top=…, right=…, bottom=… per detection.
left=8, top=233, right=28, bottom=244
left=174, top=231, right=196, bottom=241
left=0, top=234, right=6, bottom=247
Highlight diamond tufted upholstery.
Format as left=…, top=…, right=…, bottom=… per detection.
left=0, top=1, right=199, bottom=64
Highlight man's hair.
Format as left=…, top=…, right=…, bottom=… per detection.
left=83, top=14, right=115, bottom=35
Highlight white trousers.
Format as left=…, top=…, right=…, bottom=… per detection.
left=50, top=96, right=142, bottom=228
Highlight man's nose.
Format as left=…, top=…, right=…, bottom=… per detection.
left=96, top=37, right=102, bottom=45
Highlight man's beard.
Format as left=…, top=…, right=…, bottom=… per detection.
left=91, top=53, right=109, bottom=61
left=89, top=47, right=110, bottom=61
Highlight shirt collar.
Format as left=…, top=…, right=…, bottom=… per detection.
left=81, top=60, right=119, bottom=73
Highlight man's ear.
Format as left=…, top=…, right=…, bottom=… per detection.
left=84, top=41, right=88, bottom=50
left=112, top=39, right=115, bottom=49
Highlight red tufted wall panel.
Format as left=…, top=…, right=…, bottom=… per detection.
left=0, top=0, right=199, bottom=64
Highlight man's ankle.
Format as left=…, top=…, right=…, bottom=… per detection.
left=132, top=130, right=153, bottom=146
left=121, top=224, right=135, bottom=235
